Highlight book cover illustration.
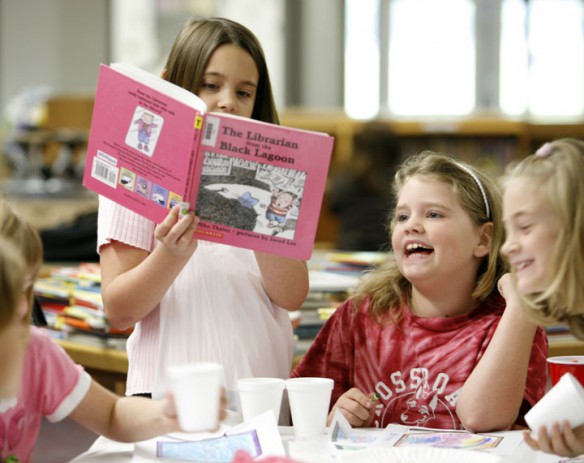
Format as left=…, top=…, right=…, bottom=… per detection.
left=197, top=155, right=304, bottom=240
left=125, top=106, right=164, bottom=156
left=190, top=113, right=333, bottom=258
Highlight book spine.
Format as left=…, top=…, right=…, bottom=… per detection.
left=184, top=113, right=205, bottom=211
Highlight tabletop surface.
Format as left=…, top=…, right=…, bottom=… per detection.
left=68, top=427, right=566, bottom=463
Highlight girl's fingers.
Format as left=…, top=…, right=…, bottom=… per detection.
left=155, top=207, right=198, bottom=246
left=548, top=421, right=584, bottom=457
left=560, top=421, right=584, bottom=455
left=154, top=205, right=181, bottom=240
left=523, top=430, right=541, bottom=451
left=333, top=388, right=375, bottom=426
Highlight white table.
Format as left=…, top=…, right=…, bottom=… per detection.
left=68, top=427, right=564, bottom=463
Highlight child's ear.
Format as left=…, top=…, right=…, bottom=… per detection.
left=161, top=69, right=167, bottom=79
left=474, top=222, right=493, bottom=258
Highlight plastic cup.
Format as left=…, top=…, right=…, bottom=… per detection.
left=285, top=377, right=334, bottom=438
left=548, top=356, right=584, bottom=386
left=525, top=372, right=584, bottom=432
left=167, top=362, right=223, bottom=432
left=237, top=377, right=285, bottom=422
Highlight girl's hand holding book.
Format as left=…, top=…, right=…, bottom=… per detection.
left=154, top=205, right=199, bottom=258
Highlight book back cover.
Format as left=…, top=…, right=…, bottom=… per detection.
left=83, top=64, right=205, bottom=223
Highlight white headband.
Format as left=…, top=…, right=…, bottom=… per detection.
left=454, top=163, right=491, bottom=219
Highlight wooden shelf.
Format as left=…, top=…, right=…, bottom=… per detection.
left=57, top=339, right=128, bottom=395
left=548, top=335, right=584, bottom=357
left=280, top=111, right=584, bottom=245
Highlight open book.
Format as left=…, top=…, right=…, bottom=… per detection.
left=82, top=63, right=334, bottom=259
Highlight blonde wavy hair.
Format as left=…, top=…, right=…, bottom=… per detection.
left=0, top=236, right=26, bottom=331
left=351, top=151, right=507, bottom=322
left=0, top=199, right=44, bottom=322
left=501, top=138, right=584, bottom=338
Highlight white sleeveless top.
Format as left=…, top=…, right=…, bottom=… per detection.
left=97, top=197, right=295, bottom=400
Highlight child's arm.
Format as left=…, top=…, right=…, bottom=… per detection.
left=254, top=252, right=309, bottom=310
left=68, top=380, right=180, bottom=441
left=100, top=206, right=199, bottom=329
left=455, top=273, right=541, bottom=432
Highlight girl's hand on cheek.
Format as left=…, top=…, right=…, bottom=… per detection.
left=498, top=273, right=522, bottom=310
left=498, top=273, right=538, bottom=325
left=154, top=206, right=199, bottom=257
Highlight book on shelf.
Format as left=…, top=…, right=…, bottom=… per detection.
left=83, top=63, right=335, bottom=260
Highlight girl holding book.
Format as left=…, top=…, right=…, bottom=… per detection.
left=500, top=138, right=584, bottom=457
left=292, top=152, right=548, bottom=432
left=0, top=199, right=228, bottom=463
left=98, top=17, right=308, bottom=406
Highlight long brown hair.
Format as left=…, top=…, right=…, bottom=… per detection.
left=351, top=151, right=506, bottom=322
left=163, top=17, right=279, bottom=124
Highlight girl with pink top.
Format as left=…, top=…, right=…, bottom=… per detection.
left=293, top=152, right=548, bottom=432
left=98, top=18, right=308, bottom=404
left=0, top=200, right=226, bottom=463
left=501, top=138, right=584, bottom=457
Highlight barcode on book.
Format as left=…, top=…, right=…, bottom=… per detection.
left=91, top=156, right=118, bottom=188
left=201, top=115, right=220, bottom=147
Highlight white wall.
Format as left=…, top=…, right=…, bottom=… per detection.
left=299, top=0, right=344, bottom=109
left=0, top=0, right=109, bottom=113
left=0, top=0, right=343, bottom=116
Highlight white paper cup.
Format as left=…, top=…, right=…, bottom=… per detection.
left=525, top=372, right=584, bottom=432
left=286, top=377, right=334, bottom=438
left=237, top=377, right=285, bottom=422
left=167, top=362, right=223, bottom=432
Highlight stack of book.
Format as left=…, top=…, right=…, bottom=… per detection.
left=34, top=263, right=131, bottom=347
left=294, top=252, right=387, bottom=354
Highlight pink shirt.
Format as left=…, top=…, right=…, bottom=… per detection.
left=0, top=327, right=91, bottom=463
left=292, top=294, right=548, bottom=430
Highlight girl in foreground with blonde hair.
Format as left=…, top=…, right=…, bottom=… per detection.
left=0, top=200, right=224, bottom=462
left=501, top=138, right=584, bottom=457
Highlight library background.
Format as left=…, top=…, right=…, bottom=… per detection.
left=1, top=0, right=584, bottom=448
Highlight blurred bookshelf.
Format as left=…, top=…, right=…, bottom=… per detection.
left=280, top=111, right=584, bottom=245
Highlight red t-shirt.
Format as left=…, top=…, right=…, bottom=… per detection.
left=292, top=293, right=548, bottom=429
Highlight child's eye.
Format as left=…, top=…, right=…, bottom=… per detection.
left=396, top=213, right=409, bottom=222
left=427, top=211, right=443, bottom=219
left=201, top=82, right=219, bottom=91
left=237, top=90, right=252, bottom=98
left=519, top=222, right=532, bottom=232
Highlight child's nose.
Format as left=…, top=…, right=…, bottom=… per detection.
left=218, top=91, right=236, bottom=113
left=501, top=236, right=516, bottom=256
left=405, top=216, right=423, bottom=233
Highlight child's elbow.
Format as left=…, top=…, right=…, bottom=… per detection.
left=104, top=303, right=136, bottom=331
left=282, top=292, right=308, bottom=311
left=459, top=411, right=516, bottom=433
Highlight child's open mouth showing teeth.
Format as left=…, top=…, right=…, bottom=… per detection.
left=405, top=243, right=434, bottom=256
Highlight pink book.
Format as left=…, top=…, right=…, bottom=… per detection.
left=83, top=63, right=334, bottom=259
